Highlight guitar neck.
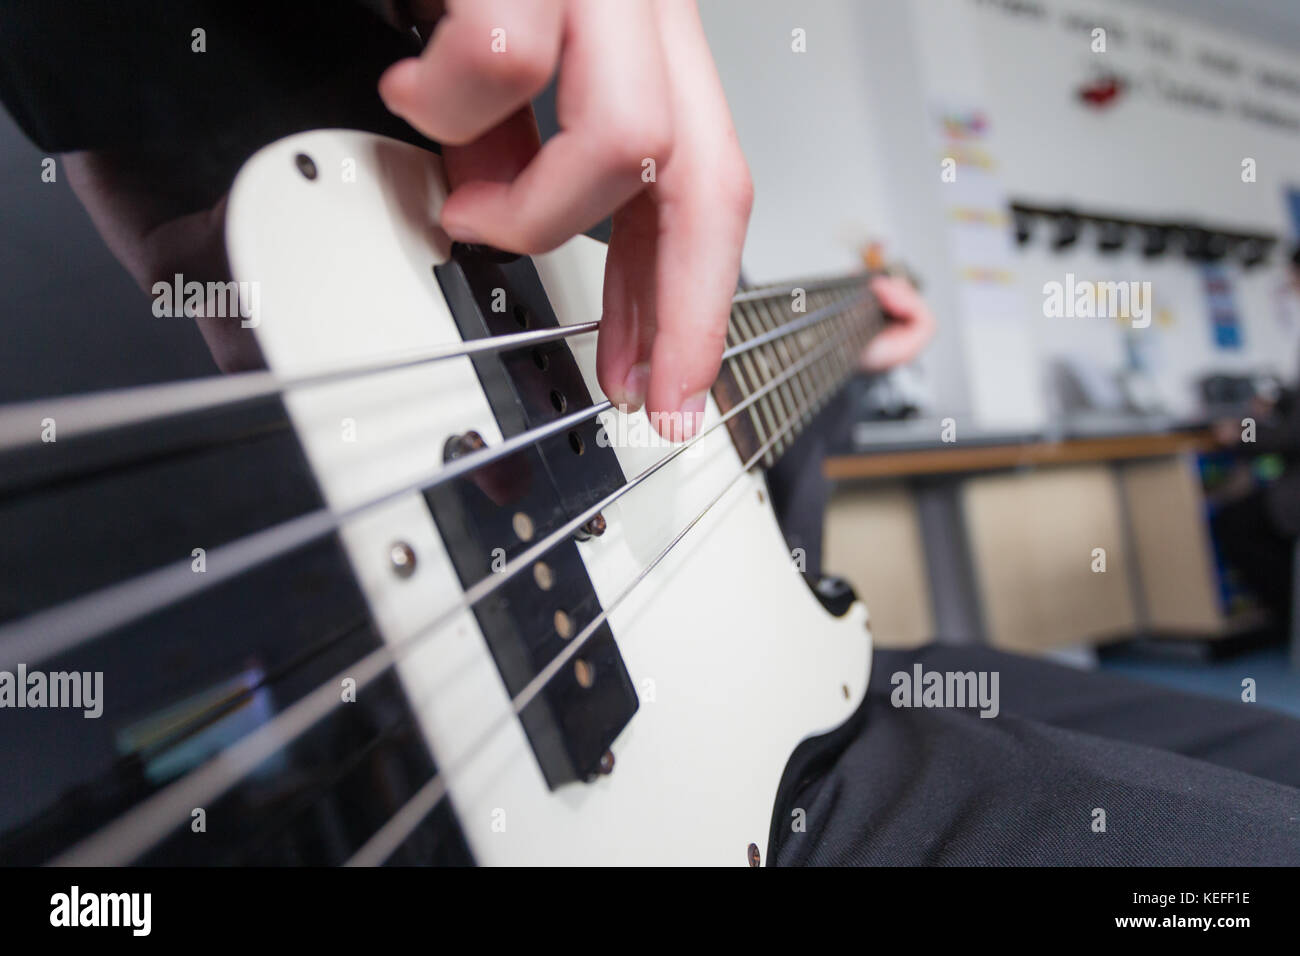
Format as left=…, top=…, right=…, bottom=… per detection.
left=712, top=273, right=885, bottom=467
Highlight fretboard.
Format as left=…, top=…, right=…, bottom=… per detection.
left=711, top=274, right=885, bottom=467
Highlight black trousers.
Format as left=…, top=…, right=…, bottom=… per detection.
left=774, top=645, right=1300, bottom=866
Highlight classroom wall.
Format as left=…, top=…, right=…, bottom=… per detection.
left=703, top=0, right=1300, bottom=430
left=972, top=0, right=1300, bottom=419
left=696, top=0, right=894, bottom=283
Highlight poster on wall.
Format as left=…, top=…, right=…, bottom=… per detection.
left=929, top=99, right=1022, bottom=319
left=1201, top=264, right=1242, bottom=350
left=931, top=102, right=1012, bottom=276
left=928, top=95, right=1044, bottom=429
left=1275, top=187, right=1300, bottom=354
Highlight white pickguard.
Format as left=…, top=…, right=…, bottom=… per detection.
left=225, top=129, right=871, bottom=865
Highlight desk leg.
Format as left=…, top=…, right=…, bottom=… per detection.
left=915, top=477, right=986, bottom=645
left=1112, top=462, right=1150, bottom=641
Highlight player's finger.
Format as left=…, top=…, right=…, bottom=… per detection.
left=379, top=0, right=563, bottom=146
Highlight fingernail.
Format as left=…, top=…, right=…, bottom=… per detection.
left=442, top=220, right=481, bottom=245
left=680, top=391, right=708, bottom=440
left=622, top=363, right=650, bottom=411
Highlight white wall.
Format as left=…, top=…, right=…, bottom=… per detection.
left=697, top=0, right=893, bottom=282
left=700, top=0, right=977, bottom=422
left=702, top=0, right=1300, bottom=428
left=971, top=0, right=1300, bottom=418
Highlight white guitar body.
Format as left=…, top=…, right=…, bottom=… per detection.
left=225, top=130, right=872, bottom=865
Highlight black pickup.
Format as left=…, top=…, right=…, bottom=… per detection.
left=426, top=244, right=638, bottom=789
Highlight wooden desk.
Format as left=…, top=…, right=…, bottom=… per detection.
left=824, top=430, right=1215, bottom=481
left=822, top=428, right=1222, bottom=651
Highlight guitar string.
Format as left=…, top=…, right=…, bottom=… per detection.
left=347, top=355, right=852, bottom=865
left=0, top=320, right=600, bottom=453
left=0, top=289, right=871, bottom=672
left=48, top=310, right=873, bottom=867
left=0, top=276, right=865, bottom=454
left=731, top=273, right=867, bottom=304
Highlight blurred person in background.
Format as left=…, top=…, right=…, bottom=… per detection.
left=1213, top=244, right=1300, bottom=635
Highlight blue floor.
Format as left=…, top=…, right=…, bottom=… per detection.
left=1100, top=645, right=1300, bottom=719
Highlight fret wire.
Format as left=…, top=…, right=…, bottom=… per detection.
left=846, top=293, right=872, bottom=368
left=726, top=348, right=771, bottom=460
left=724, top=316, right=744, bottom=350
left=804, top=290, right=837, bottom=416
left=739, top=300, right=795, bottom=458
left=783, top=289, right=817, bottom=433
left=728, top=303, right=784, bottom=458
left=720, top=315, right=759, bottom=445
left=850, top=293, right=876, bottom=366
left=753, top=295, right=809, bottom=443
left=764, top=289, right=818, bottom=436
left=845, top=290, right=868, bottom=347
left=782, top=292, right=820, bottom=433
left=828, top=289, right=861, bottom=409
left=830, top=291, right=859, bottom=402
left=764, top=293, right=806, bottom=439
left=740, top=298, right=792, bottom=463
left=755, top=298, right=797, bottom=463
left=775, top=321, right=850, bottom=460
left=724, top=305, right=772, bottom=452
left=734, top=279, right=874, bottom=451
left=721, top=310, right=771, bottom=456
left=727, top=353, right=771, bottom=458
left=722, top=278, right=873, bottom=463
left=771, top=284, right=860, bottom=457
left=820, top=320, right=850, bottom=419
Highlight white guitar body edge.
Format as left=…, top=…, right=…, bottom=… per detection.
left=225, top=129, right=872, bottom=865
